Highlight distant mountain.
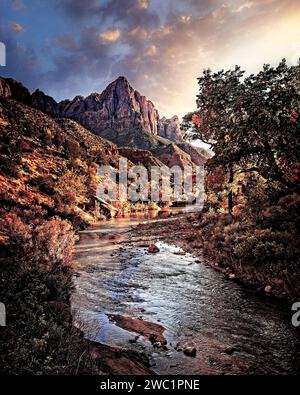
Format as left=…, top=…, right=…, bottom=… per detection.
left=158, top=115, right=183, bottom=142
left=31, top=76, right=160, bottom=149
left=1, top=76, right=210, bottom=168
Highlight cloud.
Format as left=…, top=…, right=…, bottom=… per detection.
left=144, top=45, right=157, bottom=57
left=235, top=2, right=254, bottom=13
left=12, top=0, right=26, bottom=10
left=136, top=0, right=149, bottom=10
left=56, top=35, right=79, bottom=51
left=60, top=0, right=101, bottom=19
left=99, top=29, right=122, bottom=43
left=180, top=15, right=191, bottom=23
left=127, top=26, right=149, bottom=41
left=10, top=22, right=24, bottom=33
left=60, top=0, right=158, bottom=29
left=0, top=19, right=40, bottom=88
left=2, top=0, right=300, bottom=119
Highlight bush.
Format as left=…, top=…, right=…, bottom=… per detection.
left=33, top=217, right=76, bottom=272
left=0, top=214, right=95, bottom=374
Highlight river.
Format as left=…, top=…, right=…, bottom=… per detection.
left=71, top=210, right=300, bottom=375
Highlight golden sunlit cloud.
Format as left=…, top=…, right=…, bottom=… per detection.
left=144, top=45, right=157, bottom=57
left=135, top=1, right=300, bottom=119
left=137, top=0, right=149, bottom=10
left=11, top=22, right=24, bottom=33
left=99, top=29, right=122, bottom=43
left=180, top=15, right=191, bottom=23
left=235, top=2, right=254, bottom=13
left=152, top=25, right=172, bottom=39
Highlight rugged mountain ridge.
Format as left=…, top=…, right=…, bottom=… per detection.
left=31, top=76, right=160, bottom=139
left=0, top=76, right=209, bottom=168
left=61, top=76, right=160, bottom=135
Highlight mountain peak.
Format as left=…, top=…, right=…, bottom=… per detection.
left=103, top=75, right=133, bottom=97
left=1, top=76, right=209, bottom=168
left=116, top=75, right=128, bottom=82
left=111, top=75, right=130, bottom=87
left=50, top=74, right=160, bottom=139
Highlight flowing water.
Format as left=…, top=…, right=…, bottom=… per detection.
left=71, top=210, right=300, bottom=375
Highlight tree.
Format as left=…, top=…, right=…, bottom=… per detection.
left=183, top=59, right=300, bottom=213
left=54, top=169, right=88, bottom=209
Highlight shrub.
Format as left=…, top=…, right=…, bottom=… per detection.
left=33, top=217, right=77, bottom=271
left=0, top=213, right=94, bottom=375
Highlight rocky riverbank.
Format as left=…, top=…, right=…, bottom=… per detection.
left=72, top=212, right=300, bottom=375
left=86, top=340, right=154, bottom=375
left=125, top=212, right=296, bottom=302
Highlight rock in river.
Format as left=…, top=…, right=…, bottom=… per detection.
left=264, top=285, right=272, bottom=293
left=183, top=347, right=197, bottom=357
left=147, top=244, right=160, bottom=254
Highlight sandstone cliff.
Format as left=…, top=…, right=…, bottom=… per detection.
left=118, top=147, right=164, bottom=169
left=0, top=77, right=31, bottom=104
left=58, top=76, right=160, bottom=137
left=158, top=115, right=183, bottom=142
left=0, top=78, right=11, bottom=97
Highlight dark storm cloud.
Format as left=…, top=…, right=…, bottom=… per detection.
left=100, top=0, right=160, bottom=30
left=37, top=26, right=118, bottom=98
left=59, top=0, right=102, bottom=19
left=0, top=19, right=40, bottom=89
left=60, top=0, right=160, bottom=29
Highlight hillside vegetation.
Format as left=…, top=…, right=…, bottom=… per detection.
left=0, top=96, right=121, bottom=374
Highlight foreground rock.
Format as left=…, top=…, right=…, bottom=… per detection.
left=264, top=285, right=272, bottom=293
left=88, top=341, right=154, bottom=375
left=108, top=314, right=166, bottom=345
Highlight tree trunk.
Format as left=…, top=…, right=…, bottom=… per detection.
left=228, top=165, right=234, bottom=215
left=263, top=139, right=291, bottom=187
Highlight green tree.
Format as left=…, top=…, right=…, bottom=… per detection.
left=183, top=59, right=300, bottom=213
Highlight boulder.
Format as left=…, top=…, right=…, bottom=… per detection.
left=147, top=244, right=160, bottom=254
left=264, top=285, right=272, bottom=293
left=183, top=347, right=197, bottom=357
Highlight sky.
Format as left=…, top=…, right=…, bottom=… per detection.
left=0, top=0, right=300, bottom=119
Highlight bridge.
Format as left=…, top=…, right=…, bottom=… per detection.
left=93, top=195, right=119, bottom=217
